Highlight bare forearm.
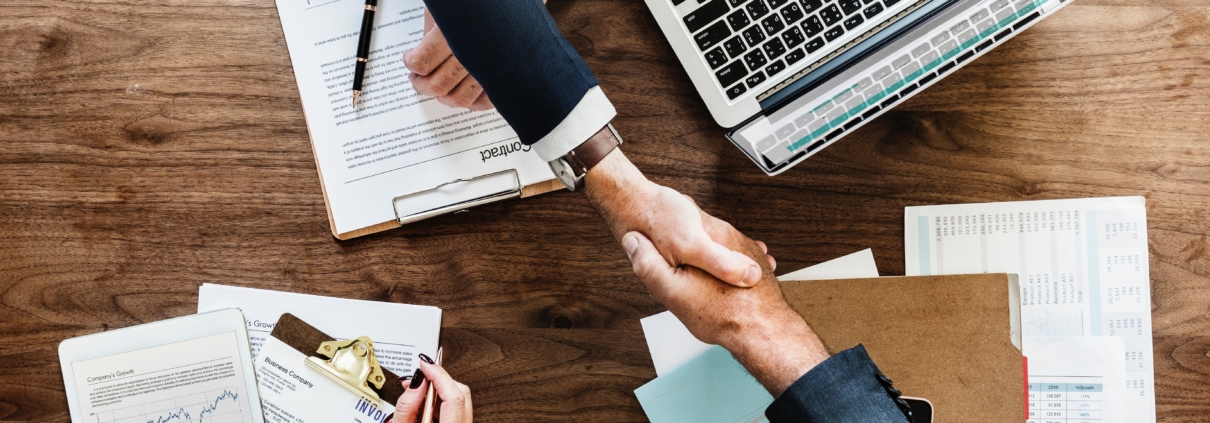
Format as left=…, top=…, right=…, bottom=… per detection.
left=581, top=149, right=656, bottom=242
left=725, top=307, right=831, bottom=396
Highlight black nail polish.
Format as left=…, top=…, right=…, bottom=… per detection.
left=409, top=368, right=425, bottom=389
left=399, top=375, right=411, bottom=382
left=418, top=353, right=434, bottom=364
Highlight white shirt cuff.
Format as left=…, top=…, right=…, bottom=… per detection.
left=531, top=86, right=617, bottom=162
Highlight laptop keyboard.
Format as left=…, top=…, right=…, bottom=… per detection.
left=678, top=0, right=913, bottom=100
left=741, top=0, right=1053, bottom=165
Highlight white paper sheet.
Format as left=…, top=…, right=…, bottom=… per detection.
left=640, top=249, right=880, bottom=376
left=275, top=0, right=553, bottom=234
left=1025, top=337, right=1128, bottom=423
left=905, top=197, right=1154, bottom=422
left=197, top=283, right=440, bottom=376
left=257, top=336, right=395, bottom=423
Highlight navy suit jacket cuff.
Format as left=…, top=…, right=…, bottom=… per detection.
left=765, top=345, right=908, bottom=423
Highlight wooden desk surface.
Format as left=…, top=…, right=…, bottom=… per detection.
left=2, top=0, right=1208, bottom=421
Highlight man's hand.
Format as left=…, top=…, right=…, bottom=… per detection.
left=404, top=10, right=493, bottom=110
left=583, top=150, right=771, bottom=287
left=623, top=230, right=830, bottom=396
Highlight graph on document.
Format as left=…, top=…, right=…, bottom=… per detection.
left=1024, top=309, right=1084, bottom=337
left=90, top=388, right=245, bottom=423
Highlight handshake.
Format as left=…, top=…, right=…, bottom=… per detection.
left=402, top=7, right=830, bottom=397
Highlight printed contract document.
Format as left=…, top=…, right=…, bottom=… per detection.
left=274, top=0, right=554, bottom=237
left=905, top=196, right=1154, bottom=422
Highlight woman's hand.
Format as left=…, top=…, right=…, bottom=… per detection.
left=392, top=360, right=472, bottom=423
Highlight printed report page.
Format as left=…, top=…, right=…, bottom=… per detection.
left=274, top=0, right=552, bottom=234
left=905, top=196, right=1155, bottom=422
left=71, top=331, right=258, bottom=423
left=257, top=336, right=394, bottom=423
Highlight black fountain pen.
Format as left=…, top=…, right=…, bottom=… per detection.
left=351, top=0, right=378, bottom=106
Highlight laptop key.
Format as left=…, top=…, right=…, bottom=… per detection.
left=976, top=18, right=995, bottom=33
left=863, top=3, right=884, bottom=19
left=765, top=59, right=787, bottom=76
left=695, top=21, right=732, bottom=51
left=725, top=82, right=748, bottom=99
left=884, top=0, right=901, bottom=5
left=957, top=29, right=976, bottom=44
left=743, top=49, right=768, bottom=69
left=780, top=2, right=805, bottom=24
left=684, top=0, right=730, bottom=33
left=839, top=0, right=863, bottom=15
left=674, top=0, right=687, bottom=6
left=801, top=15, right=825, bottom=37
left=938, top=39, right=959, bottom=54
left=745, top=70, right=767, bottom=87
left=768, top=0, right=790, bottom=8
left=782, top=27, right=806, bottom=48
left=729, top=0, right=750, bottom=6
left=872, top=65, right=892, bottom=80
left=835, top=89, right=853, bottom=103
left=763, top=37, right=787, bottom=59
left=745, top=0, right=770, bottom=20
left=727, top=10, right=751, bottom=31
left=911, top=43, right=931, bottom=58
left=900, top=60, right=921, bottom=77
left=843, top=14, right=864, bottom=30
left=891, top=54, right=911, bottom=69
left=920, top=50, right=940, bottom=65
left=990, top=0, right=1009, bottom=11
left=756, top=136, right=778, bottom=150
left=804, top=36, right=825, bottom=53
left=930, top=32, right=950, bottom=47
left=775, top=124, right=796, bottom=139
left=724, top=36, right=748, bottom=58
left=824, top=25, right=845, bottom=42
left=794, top=112, right=815, bottom=127
left=761, top=14, right=786, bottom=34
left=854, top=77, right=874, bottom=91
left=742, top=26, right=767, bottom=47
left=949, top=20, right=970, bottom=35
left=971, top=8, right=991, bottom=22
left=705, top=47, right=728, bottom=69
left=800, top=0, right=824, bottom=14
left=819, top=4, right=843, bottom=26
left=715, top=60, right=749, bottom=88
left=784, top=47, right=806, bottom=65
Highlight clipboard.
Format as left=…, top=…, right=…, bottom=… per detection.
left=269, top=313, right=406, bottom=405
left=323, top=167, right=564, bottom=240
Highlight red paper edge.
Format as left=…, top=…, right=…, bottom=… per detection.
left=1023, top=355, right=1030, bottom=421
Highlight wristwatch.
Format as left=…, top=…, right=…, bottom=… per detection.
left=548, top=123, right=623, bottom=191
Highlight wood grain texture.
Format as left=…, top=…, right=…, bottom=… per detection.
left=1, top=0, right=1208, bottom=421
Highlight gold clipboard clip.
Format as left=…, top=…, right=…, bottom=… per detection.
left=391, top=169, right=522, bottom=225
left=304, top=336, right=386, bottom=403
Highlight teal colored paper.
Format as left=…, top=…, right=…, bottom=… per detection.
left=634, top=345, right=772, bottom=423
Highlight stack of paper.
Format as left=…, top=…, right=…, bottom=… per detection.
left=905, top=196, right=1154, bottom=423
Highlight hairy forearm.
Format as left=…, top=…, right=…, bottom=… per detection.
left=726, top=306, right=831, bottom=396
left=581, top=149, right=656, bottom=242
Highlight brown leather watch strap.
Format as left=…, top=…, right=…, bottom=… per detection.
left=564, top=125, right=622, bottom=177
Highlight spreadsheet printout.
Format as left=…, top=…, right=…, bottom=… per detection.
left=1025, top=337, right=1128, bottom=423
left=904, top=197, right=1154, bottom=422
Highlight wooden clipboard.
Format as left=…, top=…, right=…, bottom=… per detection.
left=269, top=313, right=406, bottom=404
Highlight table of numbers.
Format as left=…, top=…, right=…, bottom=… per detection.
left=1028, top=380, right=1106, bottom=423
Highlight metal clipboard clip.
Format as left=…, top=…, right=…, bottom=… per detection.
left=304, top=336, right=386, bottom=404
left=392, top=169, right=522, bottom=225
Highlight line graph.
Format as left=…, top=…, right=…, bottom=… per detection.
left=90, top=387, right=245, bottom=423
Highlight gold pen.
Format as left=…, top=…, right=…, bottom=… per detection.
left=420, top=347, right=443, bottom=423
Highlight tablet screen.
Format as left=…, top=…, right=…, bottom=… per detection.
left=69, top=331, right=258, bottom=423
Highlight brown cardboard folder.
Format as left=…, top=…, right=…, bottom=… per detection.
left=780, top=273, right=1024, bottom=422
left=269, top=313, right=405, bottom=405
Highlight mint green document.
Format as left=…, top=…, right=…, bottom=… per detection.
left=634, top=345, right=772, bottom=423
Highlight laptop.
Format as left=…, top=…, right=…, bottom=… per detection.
left=645, top=0, right=1072, bottom=175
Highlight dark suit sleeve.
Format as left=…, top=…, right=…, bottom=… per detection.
left=422, top=0, right=616, bottom=162
left=766, top=345, right=910, bottom=423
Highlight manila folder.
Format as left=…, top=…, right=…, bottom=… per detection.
left=780, top=273, right=1023, bottom=422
